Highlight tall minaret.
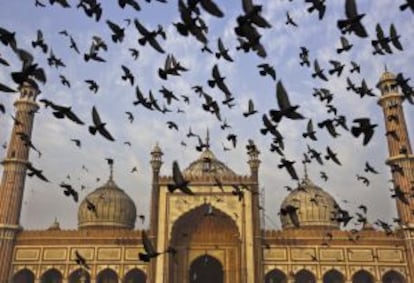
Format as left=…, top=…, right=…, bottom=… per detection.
left=377, top=69, right=414, bottom=277
left=0, top=81, right=40, bottom=282
left=149, top=143, right=163, bottom=282
left=247, top=141, right=263, bottom=282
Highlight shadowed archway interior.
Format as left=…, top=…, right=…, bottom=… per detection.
left=352, top=270, right=375, bottom=283
left=168, top=203, right=240, bottom=283
left=189, top=254, right=223, bottom=283
left=123, top=268, right=146, bottom=283
left=41, top=269, right=63, bottom=283
left=382, top=270, right=406, bottom=283
left=323, top=269, right=345, bottom=283
left=265, top=269, right=287, bottom=283
left=294, top=269, right=316, bottom=283
left=12, top=269, right=35, bottom=283
left=96, top=269, right=118, bottom=283
left=68, top=269, right=91, bottom=283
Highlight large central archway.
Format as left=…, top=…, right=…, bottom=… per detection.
left=168, top=204, right=240, bottom=283
left=189, top=254, right=223, bottom=283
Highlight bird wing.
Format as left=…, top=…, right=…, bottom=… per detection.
left=134, top=19, right=149, bottom=36
left=91, top=106, right=102, bottom=126
left=65, top=108, right=85, bottom=125
left=276, top=80, right=292, bottom=110
left=148, top=38, right=165, bottom=54
left=142, top=230, right=157, bottom=256
left=345, top=0, right=358, bottom=18
left=0, top=82, right=17, bottom=93
left=200, top=0, right=224, bottom=17
left=172, top=160, right=186, bottom=186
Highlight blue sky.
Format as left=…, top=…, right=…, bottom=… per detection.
left=0, top=0, right=413, bottom=230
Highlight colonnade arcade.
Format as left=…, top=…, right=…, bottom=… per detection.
left=264, top=268, right=406, bottom=283
left=12, top=267, right=146, bottom=283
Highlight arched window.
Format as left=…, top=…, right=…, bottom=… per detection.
left=382, top=270, right=406, bottom=283
left=323, top=269, right=345, bottom=283
left=294, top=269, right=316, bottom=283
left=41, top=269, right=63, bottom=283
left=97, top=269, right=118, bottom=283
left=12, top=269, right=35, bottom=283
left=123, top=268, right=146, bottom=283
left=265, top=269, right=287, bottom=283
left=68, top=269, right=91, bottom=283
left=352, top=270, right=375, bottom=283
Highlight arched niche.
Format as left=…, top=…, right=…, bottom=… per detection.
left=68, top=268, right=91, bottom=283
left=294, top=269, right=316, bottom=283
left=123, top=268, right=146, bottom=283
left=382, top=270, right=406, bottom=283
left=189, top=254, right=224, bottom=283
left=12, top=268, right=35, bottom=283
left=323, top=269, right=345, bottom=283
left=40, top=268, right=63, bottom=283
left=265, top=269, right=287, bottom=283
left=352, top=270, right=375, bottom=283
left=96, top=268, right=118, bottom=283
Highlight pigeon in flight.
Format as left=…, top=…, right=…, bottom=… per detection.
left=89, top=106, right=115, bottom=142
left=337, top=0, right=368, bottom=38
left=167, top=161, right=193, bottom=195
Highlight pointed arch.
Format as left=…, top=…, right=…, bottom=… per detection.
left=265, top=269, right=287, bottom=283
left=323, top=269, right=345, bottom=283
left=189, top=254, right=224, bottom=283
left=352, top=270, right=375, bottom=283
left=294, top=269, right=316, bottom=283
left=12, top=268, right=35, bottom=283
left=170, top=203, right=240, bottom=245
left=40, top=268, right=63, bottom=283
left=96, top=268, right=118, bottom=283
left=123, top=268, right=146, bottom=283
left=169, top=203, right=241, bottom=283
left=382, top=270, right=406, bottom=283
left=68, top=268, right=91, bottom=283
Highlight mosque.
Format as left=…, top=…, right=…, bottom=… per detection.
left=0, top=70, right=413, bottom=283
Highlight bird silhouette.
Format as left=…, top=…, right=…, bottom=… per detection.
left=337, top=0, right=368, bottom=38
left=351, top=118, right=377, bottom=146
left=31, top=30, right=48, bottom=53
left=74, top=250, right=90, bottom=270
left=269, top=80, right=305, bottom=123
left=89, top=106, right=115, bottom=141
left=285, top=11, right=298, bottom=27
left=216, top=38, right=233, bottom=62
left=134, top=19, right=165, bottom=54
left=167, top=161, right=193, bottom=195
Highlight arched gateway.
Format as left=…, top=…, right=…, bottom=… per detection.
left=168, top=204, right=240, bottom=283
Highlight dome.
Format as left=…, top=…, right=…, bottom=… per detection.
left=78, top=177, right=137, bottom=230
left=182, top=148, right=237, bottom=178
left=379, top=71, right=396, bottom=82
left=280, top=177, right=340, bottom=229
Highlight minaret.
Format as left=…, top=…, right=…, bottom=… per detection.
left=377, top=70, right=414, bottom=225
left=247, top=141, right=263, bottom=282
left=377, top=69, right=414, bottom=277
left=149, top=143, right=163, bottom=281
left=0, top=81, right=40, bottom=282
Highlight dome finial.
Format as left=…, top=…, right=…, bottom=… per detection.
left=205, top=128, right=210, bottom=150
left=106, top=158, right=114, bottom=181
left=303, top=162, right=308, bottom=179
left=384, top=64, right=388, bottom=72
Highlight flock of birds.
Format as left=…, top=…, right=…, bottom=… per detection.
left=1, top=0, right=414, bottom=267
